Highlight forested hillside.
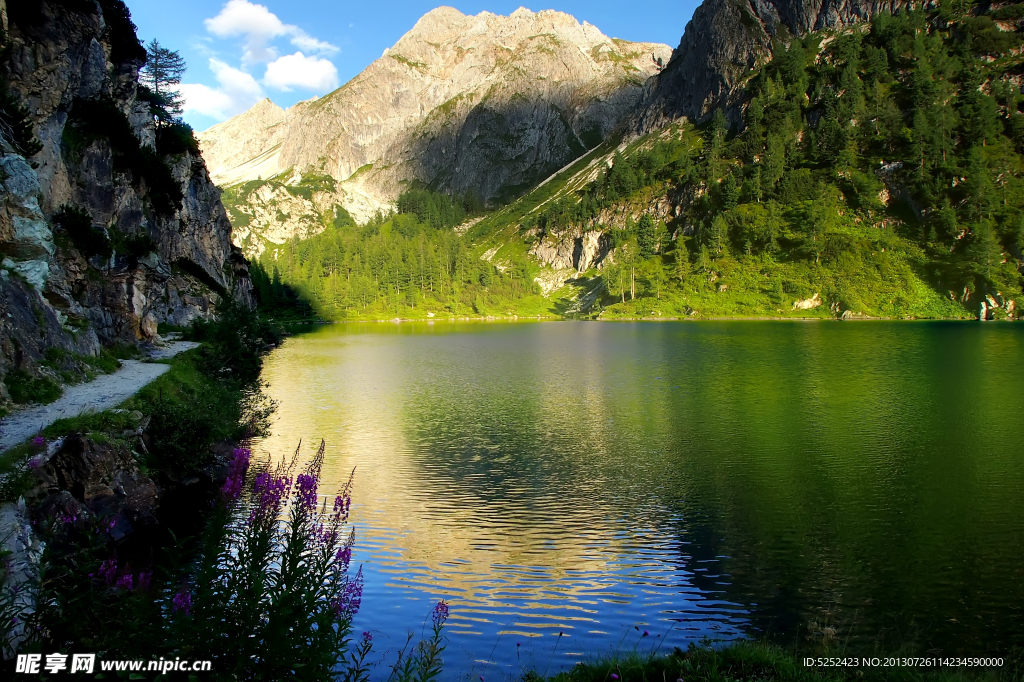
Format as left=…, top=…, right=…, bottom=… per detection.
left=261, top=4, right=1024, bottom=321
left=250, top=189, right=546, bottom=319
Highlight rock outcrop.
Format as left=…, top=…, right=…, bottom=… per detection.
left=200, top=6, right=671, bottom=255
left=634, top=0, right=913, bottom=130
left=0, top=0, right=250, bottom=404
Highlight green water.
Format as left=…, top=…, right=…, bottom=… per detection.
left=254, top=321, right=1024, bottom=675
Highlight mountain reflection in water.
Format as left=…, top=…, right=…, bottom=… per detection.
left=253, top=321, right=1024, bottom=678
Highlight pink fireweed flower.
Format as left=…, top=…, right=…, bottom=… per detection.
left=137, top=571, right=152, bottom=591
left=31, top=435, right=45, bottom=448
left=361, top=631, right=372, bottom=643
left=330, top=568, right=363, bottom=618
left=171, top=588, right=192, bottom=616
left=96, top=558, right=117, bottom=585
left=115, top=574, right=133, bottom=591
left=335, top=545, right=352, bottom=569
left=432, top=599, right=449, bottom=627
left=220, top=447, right=251, bottom=502
left=248, top=473, right=290, bottom=525
left=295, top=473, right=318, bottom=511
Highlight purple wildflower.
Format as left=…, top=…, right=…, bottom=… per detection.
left=643, top=630, right=649, bottom=637
left=115, top=574, right=133, bottom=591
left=335, top=545, right=352, bottom=568
left=330, top=568, right=363, bottom=617
left=361, top=631, right=373, bottom=643
left=295, top=473, right=318, bottom=511
left=431, top=599, right=449, bottom=627
left=171, top=588, right=193, bottom=616
left=248, top=473, right=290, bottom=525
left=137, top=571, right=152, bottom=591
left=96, top=558, right=117, bottom=585
left=31, top=435, right=45, bottom=448
left=27, top=457, right=42, bottom=470
left=220, top=447, right=251, bottom=502
left=611, top=675, right=619, bottom=681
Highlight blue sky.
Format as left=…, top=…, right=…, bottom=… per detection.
left=129, top=1, right=701, bottom=132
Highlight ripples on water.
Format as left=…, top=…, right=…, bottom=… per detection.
left=252, top=321, right=1024, bottom=679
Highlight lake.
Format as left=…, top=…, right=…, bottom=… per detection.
left=253, top=320, right=1024, bottom=678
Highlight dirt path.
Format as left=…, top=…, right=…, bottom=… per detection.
left=0, top=342, right=200, bottom=452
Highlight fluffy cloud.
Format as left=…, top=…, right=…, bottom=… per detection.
left=204, top=0, right=338, bottom=65
left=263, top=52, right=339, bottom=92
left=180, top=59, right=265, bottom=120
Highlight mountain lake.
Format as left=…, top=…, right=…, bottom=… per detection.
left=252, top=320, right=1024, bottom=678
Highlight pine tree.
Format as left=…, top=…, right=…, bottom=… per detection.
left=674, top=235, right=690, bottom=280
left=721, top=173, right=739, bottom=211
left=141, top=40, right=186, bottom=121
left=637, top=214, right=658, bottom=259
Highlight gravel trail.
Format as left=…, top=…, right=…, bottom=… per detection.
left=0, top=342, right=200, bottom=452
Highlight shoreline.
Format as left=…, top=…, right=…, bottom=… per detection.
left=276, top=314, right=997, bottom=325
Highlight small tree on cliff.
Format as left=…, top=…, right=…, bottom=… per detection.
left=141, top=40, right=186, bottom=122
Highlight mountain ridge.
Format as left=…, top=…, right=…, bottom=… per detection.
left=199, top=6, right=671, bottom=254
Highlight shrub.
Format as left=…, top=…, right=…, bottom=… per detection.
left=110, top=228, right=157, bottom=257
left=5, top=369, right=61, bottom=404
left=156, top=121, right=200, bottom=156
left=0, top=89, right=43, bottom=157
left=144, top=381, right=238, bottom=473
left=52, top=205, right=111, bottom=258
left=189, top=302, right=284, bottom=386
left=96, top=0, right=146, bottom=65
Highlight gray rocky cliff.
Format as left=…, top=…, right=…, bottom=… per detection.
left=0, top=0, right=251, bottom=405
left=634, top=0, right=914, bottom=131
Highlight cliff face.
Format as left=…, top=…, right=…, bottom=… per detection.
left=200, top=6, right=671, bottom=255
left=634, top=0, right=914, bottom=130
left=0, top=0, right=250, bottom=403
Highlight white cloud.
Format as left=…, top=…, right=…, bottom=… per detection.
left=204, top=0, right=337, bottom=65
left=263, top=52, right=339, bottom=91
left=181, top=59, right=265, bottom=119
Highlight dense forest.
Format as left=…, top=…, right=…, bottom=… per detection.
left=260, top=3, right=1024, bottom=320
left=250, top=192, right=545, bottom=319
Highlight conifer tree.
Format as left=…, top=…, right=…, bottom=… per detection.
left=141, top=40, right=186, bottom=121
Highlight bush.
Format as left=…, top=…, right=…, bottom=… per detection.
left=110, top=228, right=157, bottom=257
left=5, top=369, right=61, bottom=404
left=96, top=0, right=146, bottom=65
left=144, top=380, right=238, bottom=473
left=156, top=122, right=200, bottom=156
left=188, top=302, right=284, bottom=386
left=52, top=205, right=111, bottom=258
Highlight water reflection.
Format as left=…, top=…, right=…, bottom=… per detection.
left=254, top=321, right=1024, bottom=677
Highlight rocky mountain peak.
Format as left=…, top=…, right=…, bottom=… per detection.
left=635, top=0, right=914, bottom=130
left=201, top=6, right=670, bottom=255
